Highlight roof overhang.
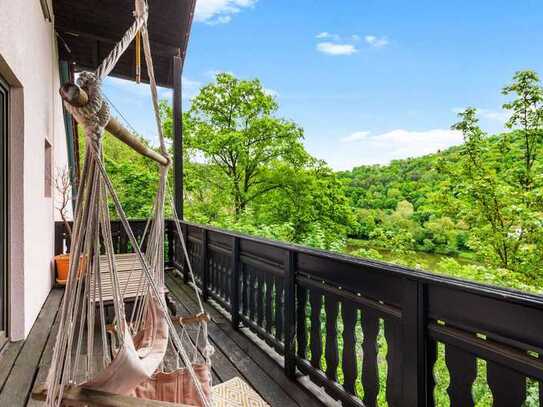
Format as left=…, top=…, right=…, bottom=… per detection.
left=53, top=0, right=196, bottom=89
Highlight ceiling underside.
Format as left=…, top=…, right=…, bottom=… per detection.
left=53, top=0, right=196, bottom=88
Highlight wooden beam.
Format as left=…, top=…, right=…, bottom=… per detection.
left=105, top=118, right=169, bottom=166
left=172, top=53, right=183, bottom=218
left=60, top=83, right=169, bottom=166
left=60, top=83, right=88, bottom=107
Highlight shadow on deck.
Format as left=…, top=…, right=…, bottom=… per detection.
left=0, top=272, right=328, bottom=407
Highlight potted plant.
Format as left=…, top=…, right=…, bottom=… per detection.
left=53, top=167, right=74, bottom=285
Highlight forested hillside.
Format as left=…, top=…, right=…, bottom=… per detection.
left=338, top=144, right=465, bottom=254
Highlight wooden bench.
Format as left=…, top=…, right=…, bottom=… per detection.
left=96, top=253, right=169, bottom=303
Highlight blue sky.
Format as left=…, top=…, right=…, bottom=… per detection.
left=103, top=0, right=543, bottom=170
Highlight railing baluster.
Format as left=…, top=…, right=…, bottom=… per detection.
left=257, top=271, right=265, bottom=326
left=426, top=337, right=438, bottom=407
left=222, top=255, right=228, bottom=301
left=220, top=254, right=226, bottom=299
left=324, top=295, right=339, bottom=383
left=241, top=263, right=248, bottom=317
left=182, top=223, right=189, bottom=283
left=275, top=276, right=284, bottom=343
left=361, top=308, right=379, bottom=407
left=309, top=290, right=323, bottom=370
left=166, top=221, right=173, bottom=266
left=284, top=250, right=296, bottom=379
left=445, top=343, right=477, bottom=407
left=215, top=255, right=220, bottom=296
left=265, top=274, right=274, bottom=334
left=208, top=254, right=215, bottom=294
left=296, top=285, right=308, bottom=360
left=201, top=228, right=208, bottom=301
left=342, top=301, right=357, bottom=396
left=230, top=236, right=240, bottom=329
left=487, top=361, right=526, bottom=407
left=384, top=318, right=401, bottom=407
left=249, top=268, right=257, bottom=321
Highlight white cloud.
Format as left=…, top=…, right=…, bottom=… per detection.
left=316, top=42, right=358, bottom=56
left=364, top=35, right=389, bottom=48
left=195, top=0, right=257, bottom=24
left=316, top=32, right=340, bottom=41
left=341, top=131, right=370, bottom=143
left=328, top=128, right=463, bottom=169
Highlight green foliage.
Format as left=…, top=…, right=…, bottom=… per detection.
left=446, top=71, right=543, bottom=275
left=338, top=70, right=543, bottom=291
left=159, top=73, right=354, bottom=251
left=78, top=127, right=160, bottom=219
left=183, top=73, right=309, bottom=216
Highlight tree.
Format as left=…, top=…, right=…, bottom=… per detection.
left=181, top=73, right=309, bottom=216
left=160, top=73, right=354, bottom=250
left=451, top=70, right=543, bottom=275
left=502, top=70, right=543, bottom=191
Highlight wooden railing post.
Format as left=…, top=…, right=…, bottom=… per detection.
left=166, top=221, right=174, bottom=267
left=401, top=279, right=427, bottom=406
left=182, top=222, right=189, bottom=284
left=201, top=228, right=209, bottom=301
left=231, top=236, right=241, bottom=330
left=284, top=249, right=296, bottom=379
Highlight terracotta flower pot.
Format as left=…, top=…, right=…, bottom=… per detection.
left=54, top=254, right=86, bottom=285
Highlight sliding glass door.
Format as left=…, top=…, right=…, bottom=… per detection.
left=0, top=77, right=7, bottom=345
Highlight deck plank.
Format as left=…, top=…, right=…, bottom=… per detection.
left=0, top=288, right=63, bottom=407
left=26, top=289, right=64, bottom=407
left=166, top=272, right=324, bottom=407
left=0, top=340, right=24, bottom=392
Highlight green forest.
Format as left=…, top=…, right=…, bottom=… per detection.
left=97, top=70, right=543, bottom=295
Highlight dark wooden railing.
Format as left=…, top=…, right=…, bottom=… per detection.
left=55, top=220, right=543, bottom=407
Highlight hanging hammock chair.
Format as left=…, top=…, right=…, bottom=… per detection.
left=39, top=1, right=214, bottom=406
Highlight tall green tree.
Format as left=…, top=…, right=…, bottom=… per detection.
left=160, top=73, right=353, bottom=250
left=502, top=70, right=543, bottom=191
left=450, top=71, right=543, bottom=273
left=182, top=73, right=308, bottom=216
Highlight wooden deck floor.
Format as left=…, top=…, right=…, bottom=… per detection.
left=0, top=272, right=328, bottom=406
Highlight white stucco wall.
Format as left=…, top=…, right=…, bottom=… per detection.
left=0, top=1, right=69, bottom=339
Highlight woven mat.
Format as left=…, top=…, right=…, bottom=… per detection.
left=212, top=377, right=270, bottom=407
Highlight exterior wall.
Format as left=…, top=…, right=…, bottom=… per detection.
left=0, top=1, right=69, bottom=340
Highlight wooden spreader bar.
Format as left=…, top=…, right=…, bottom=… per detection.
left=60, top=83, right=169, bottom=166
left=32, top=384, right=191, bottom=407
left=176, top=312, right=210, bottom=325
left=106, top=313, right=209, bottom=335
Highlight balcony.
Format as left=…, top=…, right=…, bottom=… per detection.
left=1, top=220, right=543, bottom=406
